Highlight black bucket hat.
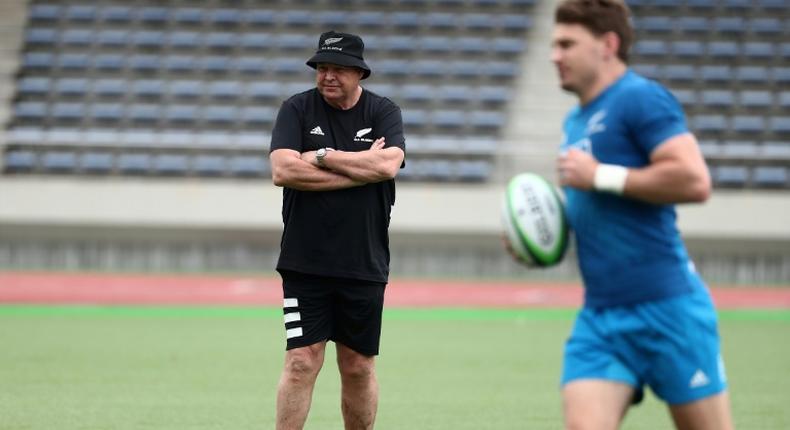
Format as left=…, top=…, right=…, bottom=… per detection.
left=306, top=31, right=371, bottom=79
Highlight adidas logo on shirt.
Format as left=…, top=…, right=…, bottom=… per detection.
left=310, top=126, right=325, bottom=136
left=689, top=369, right=710, bottom=388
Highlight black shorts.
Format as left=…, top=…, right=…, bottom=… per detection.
left=280, top=270, right=386, bottom=356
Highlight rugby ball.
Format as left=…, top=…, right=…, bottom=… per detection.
left=501, top=173, right=569, bottom=267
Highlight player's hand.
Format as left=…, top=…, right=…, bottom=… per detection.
left=300, top=150, right=318, bottom=166
left=558, top=148, right=597, bottom=190
left=369, top=137, right=385, bottom=150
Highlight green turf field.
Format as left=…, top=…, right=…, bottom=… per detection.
left=0, top=306, right=788, bottom=429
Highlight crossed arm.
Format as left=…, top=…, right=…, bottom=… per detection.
left=558, top=133, right=712, bottom=204
left=271, top=138, right=405, bottom=191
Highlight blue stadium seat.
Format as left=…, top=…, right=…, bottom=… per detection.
left=165, top=105, right=199, bottom=124
left=229, top=155, right=269, bottom=177
left=65, top=5, right=97, bottom=22
left=129, top=54, right=161, bottom=72
left=673, top=41, right=705, bottom=58
left=774, top=68, right=790, bottom=85
left=14, top=102, right=47, bottom=120
left=664, top=64, right=696, bottom=83
left=677, top=17, right=708, bottom=34
left=81, top=152, right=114, bottom=174
left=128, top=104, right=163, bottom=123
left=194, top=155, right=226, bottom=176
left=457, top=160, right=491, bottom=182
left=240, top=33, right=272, bottom=50
left=83, top=129, right=119, bottom=146
left=478, top=86, right=510, bottom=104
left=205, top=32, right=238, bottom=50
left=138, top=7, right=169, bottom=24
left=425, top=13, right=456, bottom=30
left=121, top=130, right=158, bottom=146
left=779, top=92, right=790, bottom=109
left=722, top=0, right=751, bottom=9
left=159, top=131, right=194, bottom=147
left=209, top=9, right=242, bottom=25
left=25, top=28, right=57, bottom=46
left=280, top=10, right=313, bottom=27
left=699, top=66, right=732, bottom=84
left=770, top=117, right=790, bottom=135
left=492, top=38, right=525, bottom=55
left=366, top=84, right=395, bottom=98
left=420, top=36, right=454, bottom=53
left=701, top=90, right=735, bottom=108
left=318, top=11, right=346, bottom=27
left=385, top=36, right=418, bottom=54
left=201, top=56, right=232, bottom=74
left=93, top=54, right=124, bottom=72
left=484, top=61, right=518, bottom=78
left=470, top=110, right=506, bottom=130
left=633, top=40, right=669, bottom=57
left=204, top=106, right=238, bottom=125
left=740, top=91, right=773, bottom=109
left=352, top=11, right=384, bottom=28
left=448, top=60, right=483, bottom=79
left=402, top=109, right=429, bottom=128
left=413, top=60, right=447, bottom=77
left=753, top=167, right=788, bottom=188
left=247, top=82, right=280, bottom=100
left=439, top=85, right=474, bottom=103
left=731, top=116, right=766, bottom=135
left=29, top=4, right=61, bottom=22
left=235, top=57, right=267, bottom=74
left=271, top=57, right=305, bottom=75
left=47, top=128, right=82, bottom=144
left=721, top=141, right=759, bottom=158
left=55, top=78, right=89, bottom=97
left=164, top=55, right=197, bottom=73
left=169, top=31, right=202, bottom=49
left=743, top=42, right=777, bottom=60
left=276, top=33, right=313, bottom=50
left=23, top=52, right=54, bottom=70
left=170, top=80, right=203, bottom=99
left=97, top=30, right=129, bottom=48
left=671, top=89, right=697, bottom=107
left=433, top=110, right=466, bottom=128
left=500, top=15, right=532, bottom=32
left=735, top=66, right=770, bottom=84
left=391, top=12, right=421, bottom=29
left=639, top=16, right=673, bottom=33
left=101, top=6, right=133, bottom=23
left=18, top=77, right=51, bottom=96
left=91, top=103, right=125, bottom=123
left=401, top=84, right=435, bottom=102
left=693, top=115, right=727, bottom=133
left=132, top=80, right=165, bottom=98
left=713, top=17, right=745, bottom=35
left=208, top=81, right=242, bottom=99
left=245, top=9, right=275, bottom=26
left=454, top=37, right=488, bottom=54
left=463, top=13, right=497, bottom=31
left=173, top=8, right=204, bottom=25
left=4, top=150, right=37, bottom=172
left=51, top=102, right=86, bottom=121
left=61, top=29, right=93, bottom=47
left=708, top=41, right=739, bottom=59
left=118, top=153, right=152, bottom=174
left=374, top=60, right=410, bottom=77
left=132, top=31, right=165, bottom=49
left=761, top=142, right=790, bottom=159
left=154, top=154, right=189, bottom=175
left=42, top=151, right=78, bottom=172
left=241, top=107, right=277, bottom=126
left=757, top=0, right=788, bottom=9
left=750, top=18, right=783, bottom=36
left=714, top=166, right=749, bottom=187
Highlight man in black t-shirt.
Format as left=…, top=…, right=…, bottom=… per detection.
left=269, top=30, right=405, bottom=430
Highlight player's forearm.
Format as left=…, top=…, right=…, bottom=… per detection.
left=322, top=147, right=403, bottom=183
left=272, top=158, right=362, bottom=191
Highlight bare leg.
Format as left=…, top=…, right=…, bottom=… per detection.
left=276, top=343, right=327, bottom=430
left=336, top=343, right=378, bottom=430
left=563, top=379, right=635, bottom=430
left=669, top=392, right=734, bottom=430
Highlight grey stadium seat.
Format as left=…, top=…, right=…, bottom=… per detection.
left=753, top=167, right=788, bottom=188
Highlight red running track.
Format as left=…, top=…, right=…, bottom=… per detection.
left=0, top=272, right=788, bottom=309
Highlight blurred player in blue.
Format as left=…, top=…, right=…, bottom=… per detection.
left=551, top=0, right=734, bottom=429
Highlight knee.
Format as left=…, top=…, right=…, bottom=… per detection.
left=283, top=348, right=323, bottom=381
left=338, top=355, right=375, bottom=382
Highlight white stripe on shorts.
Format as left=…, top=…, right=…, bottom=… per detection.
left=286, top=327, right=303, bottom=339
left=284, top=312, right=301, bottom=324
left=283, top=298, right=298, bottom=308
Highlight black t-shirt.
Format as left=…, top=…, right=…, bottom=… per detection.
left=269, top=88, right=406, bottom=283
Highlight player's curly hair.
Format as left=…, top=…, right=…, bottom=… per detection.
left=555, top=0, right=634, bottom=63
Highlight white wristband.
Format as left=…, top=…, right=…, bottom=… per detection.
left=594, top=164, right=628, bottom=194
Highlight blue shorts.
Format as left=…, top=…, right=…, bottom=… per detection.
left=561, top=286, right=728, bottom=405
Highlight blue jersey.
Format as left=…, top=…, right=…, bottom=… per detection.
left=560, top=70, right=705, bottom=308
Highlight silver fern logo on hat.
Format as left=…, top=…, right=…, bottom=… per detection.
left=306, top=31, right=371, bottom=79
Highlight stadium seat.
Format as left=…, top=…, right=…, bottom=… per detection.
left=22, top=52, right=54, bottom=70
left=118, top=153, right=152, bottom=174
left=462, top=13, right=496, bottom=31
left=420, top=36, right=454, bottom=54
left=432, top=110, right=466, bottom=128
left=714, top=165, right=749, bottom=187
left=439, top=85, right=474, bottom=103
left=351, top=11, right=384, bottom=28
left=129, top=55, right=161, bottom=72
left=477, top=86, right=510, bottom=104
left=770, top=117, right=790, bottom=135
left=699, top=66, right=732, bottom=84
left=677, top=16, right=708, bottom=34
left=91, top=103, right=125, bottom=123
left=779, top=92, right=790, bottom=109
left=153, top=154, right=190, bottom=175
left=132, top=31, right=165, bottom=49
left=732, top=116, right=766, bottom=135
left=318, top=11, right=346, bottom=27
left=247, top=82, right=280, bottom=100
left=240, top=107, right=277, bottom=126
left=29, top=4, right=61, bottom=22
left=664, top=64, right=696, bottom=83
left=240, top=33, right=272, bottom=51
left=457, top=160, right=492, bottom=182
left=385, top=36, right=419, bottom=54
left=693, top=115, right=728, bottom=134
left=391, top=12, right=421, bottom=29
left=173, top=8, right=204, bottom=25
left=492, top=38, right=526, bottom=55
left=470, top=110, right=506, bottom=130
left=18, top=77, right=51, bottom=96
left=61, top=29, right=93, bottom=47
left=209, top=9, right=242, bottom=26
left=736, top=66, right=770, bottom=84
left=165, top=105, right=199, bottom=124
left=25, top=27, right=59, bottom=46
left=4, top=150, right=37, bottom=172
left=193, top=155, right=226, bottom=176
left=708, top=41, right=739, bottom=59
left=52, top=102, right=86, bottom=122
left=753, top=166, right=788, bottom=188
left=774, top=68, right=790, bottom=85
left=484, top=61, right=518, bottom=78
left=633, top=40, right=668, bottom=57
left=454, top=37, right=488, bottom=54
left=701, top=90, right=735, bottom=108
left=138, top=7, right=169, bottom=24
left=83, top=129, right=119, bottom=146
left=673, top=41, right=705, bottom=58
left=200, top=56, right=232, bottom=74
left=401, top=84, right=435, bottom=102
left=740, top=91, right=773, bottom=109
left=101, top=6, right=133, bottom=23
left=42, top=151, right=78, bottom=172
left=713, top=17, right=745, bottom=35
left=671, top=89, right=697, bottom=107
left=275, top=34, right=313, bottom=50
left=14, top=102, right=47, bottom=120
left=81, top=152, right=115, bottom=174
left=169, top=32, right=202, bottom=50
left=130, top=104, right=162, bottom=124
left=65, top=5, right=96, bottom=22
left=229, top=155, right=269, bottom=177
left=54, top=78, right=89, bottom=97
left=500, top=15, right=532, bottom=32
left=639, top=16, right=673, bottom=34
left=402, top=109, right=429, bottom=129
left=204, top=106, right=238, bottom=125
left=721, top=141, right=759, bottom=161
left=205, top=32, right=238, bottom=50
left=169, top=80, right=203, bottom=99
left=743, top=42, right=776, bottom=60
left=424, top=13, right=456, bottom=30
left=280, top=10, right=313, bottom=27
left=97, top=30, right=129, bottom=48
left=750, top=18, right=783, bottom=36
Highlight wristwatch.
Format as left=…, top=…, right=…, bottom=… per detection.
left=315, top=147, right=334, bottom=167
